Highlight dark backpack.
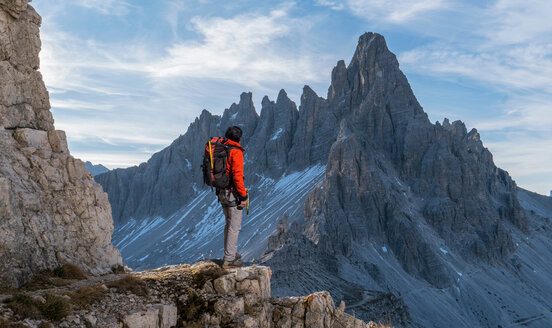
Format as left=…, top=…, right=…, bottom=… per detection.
left=201, top=137, right=234, bottom=189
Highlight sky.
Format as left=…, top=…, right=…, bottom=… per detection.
left=31, top=0, right=552, bottom=196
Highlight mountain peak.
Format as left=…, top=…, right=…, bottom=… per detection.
left=261, top=95, right=272, bottom=107
left=301, top=85, right=318, bottom=99
left=221, top=92, right=259, bottom=144
left=328, top=60, right=348, bottom=100
left=239, top=91, right=253, bottom=106
left=349, top=31, right=395, bottom=71
left=277, top=89, right=289, bottom=102
left=358, top=32, right=384, bottom=46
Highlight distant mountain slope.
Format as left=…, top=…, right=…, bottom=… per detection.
left=96, top=33, right=552, bottom=327
left=517, top=188, right=552, bottom=219
left=85, top=161, right=109, bottom=176
left=112, top=165, right=325, bottom=269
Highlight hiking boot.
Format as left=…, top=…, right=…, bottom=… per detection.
left=222, top=257, right=243, bottom=269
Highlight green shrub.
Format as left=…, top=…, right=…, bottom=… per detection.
left=4, top=293, right=70, bottom=322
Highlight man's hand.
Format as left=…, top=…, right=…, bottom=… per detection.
left=237, top=200, right=247, bottom=209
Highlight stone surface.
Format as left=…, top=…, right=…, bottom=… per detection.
left=175, top=264, right=373, bottom=328
left=0, top=2, right=53, bottom=130
left=155, top=304, right=177, bottom=328
left=122, top=308, right=159, bottom=328
left=213, top=276, right=234, bottom=296
left=0, top=0, right=121, bottom=288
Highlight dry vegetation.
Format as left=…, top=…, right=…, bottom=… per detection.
left=21, top=263, right=86, bottom=291
left=0, top=263, right=87, bottom=325
left=106, top=275, right=149, bottom=296
left=68, top=285, right=107, bottom=309
left=4, top=293, right=70, bottom=322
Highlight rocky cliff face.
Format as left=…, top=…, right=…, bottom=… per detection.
left=293, top=33, right=527, bottom=284
left=264, top=34, right=552, bottom=327
left=0, top=0, right=121, bottom=289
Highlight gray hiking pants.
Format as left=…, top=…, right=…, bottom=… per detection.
left=219, top=190, right=243, bottom=262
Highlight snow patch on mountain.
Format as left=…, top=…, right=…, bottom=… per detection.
left=112, top=164, right=326, bottom=270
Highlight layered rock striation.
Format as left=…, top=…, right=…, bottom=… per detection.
left=0, top=0, right=121, bottom=288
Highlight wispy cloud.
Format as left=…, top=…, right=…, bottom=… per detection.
left=485, top=134, right=552, bottom=194
left=400, top=44, right=552, bottom=93
left=316, top=0, right=449, bottom=23
left=148, top=5, right=323, bottom=87
left=164, top=1, right=187, bottom=38
left=314, top=0, right=345, bottom=11
left=36, top=1, right=331, bottom=169
left=50, top=99, right=116, bottom=111
left=72, top=0, right=132, bottom=15
left=479, top=0, right=552, bottom=46
left=394, top=0, right=552, bottom=194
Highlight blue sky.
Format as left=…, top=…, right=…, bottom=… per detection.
left=32, top=0, right=551, bottom=195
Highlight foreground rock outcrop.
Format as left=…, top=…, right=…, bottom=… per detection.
left=0, top=263, right=381, bottom=328
left=0, top=0, right=121, bottom=288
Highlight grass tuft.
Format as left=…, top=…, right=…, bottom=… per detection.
left=106, top=276, right=148, bottom=296
left=111, top=265, right=125, bottom=274
left=4, top=294, right=41, bottom=319
left=0, top=318, right=10, bottom=328
left=21, top=271, right=69, bottom=291
left=4, top=293, right=70, bottom=322
left=40, top=294, right=70, bottom=322
left=180, top=289, right=210, bottom=322
left=69, top=286, right=107, bottom=309
left=191, top=263, right=224, bottom=287
left=52, top=263, right=86, bottom=280
left=22, top=263, right=85, bottom=291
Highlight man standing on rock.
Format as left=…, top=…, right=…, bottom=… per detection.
left=217, top=126, right=248, bottom=268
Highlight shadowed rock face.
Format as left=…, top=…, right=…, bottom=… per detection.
left=0, top=0, right=121, bottom=288
left=263, top=33, right=546, bottom=327
left=272, top=33, right=526, bottom=287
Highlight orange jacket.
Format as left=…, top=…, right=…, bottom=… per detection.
left=225, top=139, right=247, bottom=198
